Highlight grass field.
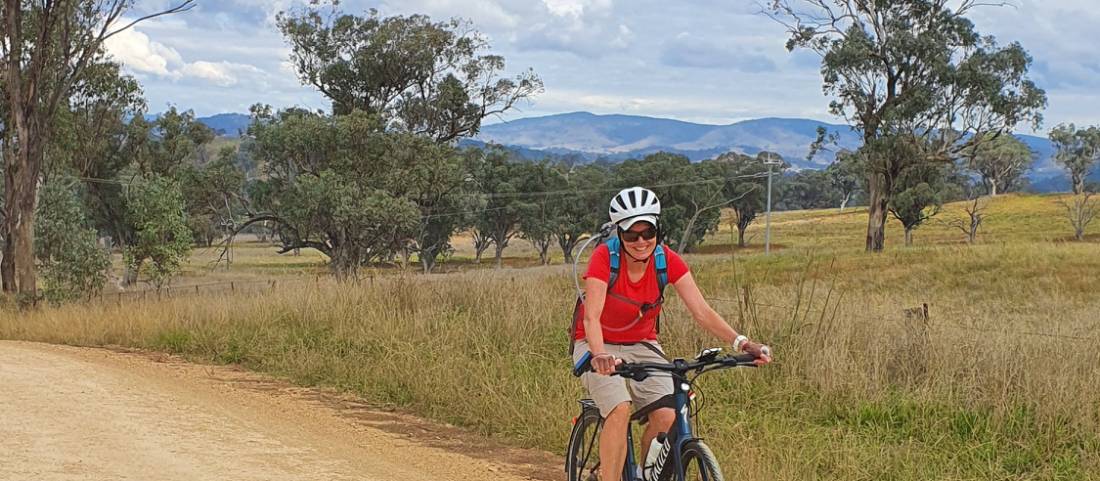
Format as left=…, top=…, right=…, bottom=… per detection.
left=4, top=193, right=1100, bottom=480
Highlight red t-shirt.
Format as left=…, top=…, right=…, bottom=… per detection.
left=574, top=243, right=690, bottom=343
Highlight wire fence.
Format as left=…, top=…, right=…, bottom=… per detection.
left=703, top=295, right=1100, bottom=343
left=94, top=275, right=379, bottom=305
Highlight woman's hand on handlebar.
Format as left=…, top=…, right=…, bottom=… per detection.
left=742, top=341, right=773, bottom=366
left=591, top=352, right=622, bottom=375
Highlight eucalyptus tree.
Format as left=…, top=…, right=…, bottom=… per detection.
left=889, top=155, right=947, bottom=247
left=277, top=3, right=542, bottom=141
left=123, top=175, right=192, bottom=290
left=516, top=160, right=562, bottom=266
left=714, top=152, right=770, bottom=248
left=467, top=146, right=531, bottom=268
left=138, top=107, right=215, bottom=177
left=179, top=147, right=247, bottom=247
left=552, top=163, right=608, bottom=263
left=827, top=150, right=863, bottom=210
left=243, top=108, right=422, bottom=279
left=0, top=0, right=194, bottom=300
left=1049, top=124, right=1100, bottom=195
left=35, top=178, right=109, bottom=304
left=769, top=0, right=1046, bottom=251
left=965, top=133, right=1034, bottom=196
left=237, top=4, right=540, bottom=276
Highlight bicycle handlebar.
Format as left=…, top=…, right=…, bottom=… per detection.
left=572, top=349, right=758, bottom=378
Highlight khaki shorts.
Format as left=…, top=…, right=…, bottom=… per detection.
left=572, top=340, right=674, bottom=418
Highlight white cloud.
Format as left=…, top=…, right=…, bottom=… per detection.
left=99, top=0, right=1100, bottom=129
left=179, top=61, right=265, bottom=87
left=105, top=24, right=268, bottom=88
left=104, top=28, right=183, bottom=77
left=542, top=0, right=586, bottom=18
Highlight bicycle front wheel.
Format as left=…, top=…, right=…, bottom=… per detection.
left=678, top=440, right=725, bottom=481
left=565, top=408, right=602, bottom=481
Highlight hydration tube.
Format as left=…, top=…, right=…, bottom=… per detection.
left=571, top=222, right=617, bottom=300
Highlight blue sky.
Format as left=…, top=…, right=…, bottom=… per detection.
left=106, top=0, right=1100, bottom=134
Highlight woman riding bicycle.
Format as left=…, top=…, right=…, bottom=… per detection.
left=572, top=186, right=771, bottom=481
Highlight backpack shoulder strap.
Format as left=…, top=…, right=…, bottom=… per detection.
left=654, top=244, right=668, bottom=293
left=605, top=236, right=621, bottom=289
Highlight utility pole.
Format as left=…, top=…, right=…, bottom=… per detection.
left=763, top=151, right=782, bottom=255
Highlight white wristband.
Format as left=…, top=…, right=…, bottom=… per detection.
left=733, top=335, right=749, bottom=352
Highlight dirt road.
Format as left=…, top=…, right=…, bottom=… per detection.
left=0, top=341, right=558, bottom=481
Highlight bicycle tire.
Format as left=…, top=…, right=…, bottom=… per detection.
left=565, top=408, right=603, bottom=481
left=675, top=440, right=725, bottom=481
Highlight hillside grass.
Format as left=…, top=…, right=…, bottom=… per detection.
left=5, top=193, right=1100, bottom=480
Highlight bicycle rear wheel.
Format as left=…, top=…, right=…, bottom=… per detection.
left=566, top=408, right=603, bottom=481
left=678, top=440, right=725, bottom=481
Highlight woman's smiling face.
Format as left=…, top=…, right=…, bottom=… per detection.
left=621, top=221, right=657, bottom=259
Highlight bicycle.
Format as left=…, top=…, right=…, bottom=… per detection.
left=566, top=347, right=760, bottom=481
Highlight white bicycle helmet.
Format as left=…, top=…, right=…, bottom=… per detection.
left=609, top=186, right=661, bottom=230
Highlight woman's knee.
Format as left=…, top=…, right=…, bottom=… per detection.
left=603, top=402, right=632, bottom=425
left=648, top=407, right=675, bottom=428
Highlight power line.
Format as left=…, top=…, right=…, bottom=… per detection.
left=420, top=172, right=770, bottom=220
left=71, top=170, right=772, bottom=225
left=473, top=172, right=770, bottom=200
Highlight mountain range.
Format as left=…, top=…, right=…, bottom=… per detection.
left=474, top=112, right=1084, bottom=192
left=182, top=111, right=1090, bottom=192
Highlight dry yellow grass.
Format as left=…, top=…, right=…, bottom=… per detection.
left=4, top=193, right=1100, bottom=480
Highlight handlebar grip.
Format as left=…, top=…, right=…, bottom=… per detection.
left=728, top=353, right=758, bottom=365
left=572, top=351, right=593, bottom=377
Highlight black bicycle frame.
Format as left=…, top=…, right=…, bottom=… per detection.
left=650, top=361, right=697, bottom=481
left=573, top=352, right=756, bottom=481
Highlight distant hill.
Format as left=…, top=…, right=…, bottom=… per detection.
left=143, top=112, right=251, bottom=138
left=476, top=112, right=863, bottom=170
left=476, top=111, right=1086, bottom=193
left=150, top=110, right=1091, bottom=192
left=198, top=113, right=251, bottom=137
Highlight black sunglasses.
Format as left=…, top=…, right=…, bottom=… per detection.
left=620, top=226, right=658, bottom=242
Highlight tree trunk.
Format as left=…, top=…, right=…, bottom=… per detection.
left=472, top=231, right=491, bottom=264
left=329, top=245, right=359, bottom=281
left=1, top=238, right=14, bottom=291
left=737, top=226, right=747, bottom=248
left=123, top=257, right=141, bottom=286
left=420, top=251, right=437, bottom=274
left=558, top=234, right=579, bottom=264
left=679, top=211, right=701, bottom=254
left=839, top=191, right=851, bottom=212
left=418, top=242, right=440, bottom=274
left=529, top=239, right=551, bottom=265
left=866, top=173, right=888, bottom=252
left=904, top=227, right=913, bottom=247
left=4, top=137, right=42, bottom=300
left=0, top=137, right=12, bottom=292
left=989, top=180, right=998, bottom=197
left=493, top=241, right=506, bottom=269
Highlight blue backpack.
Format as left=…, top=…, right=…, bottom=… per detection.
left=569, top=237, right=669, bottom=354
